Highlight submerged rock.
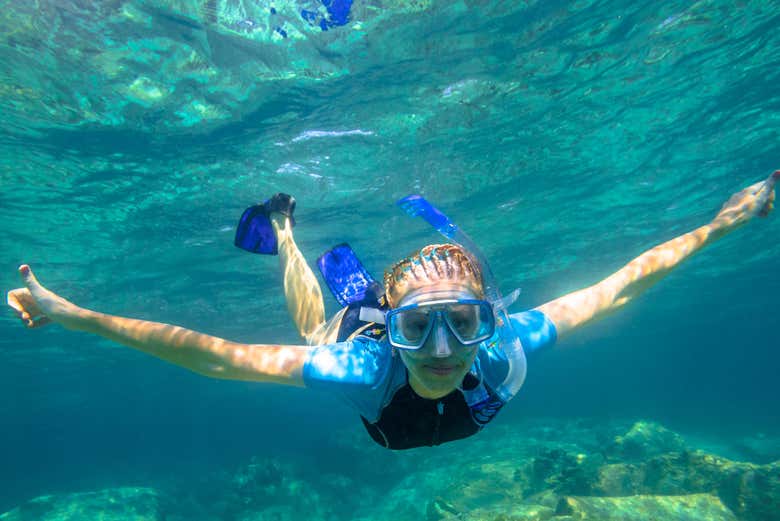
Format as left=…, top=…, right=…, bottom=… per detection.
left=0, top=487, right=165, bottom=521
left=554, top=494, right=737, bottom=521
left=593, top=450, right=780, bottom=520
left=608, top=421, right=687, bottom=460
left=422, top=494, right=737, bottom=521
left=472, top=504, right=556, bottom=521
left=212, top=457, right=344, bottom=521
left=513, top=448, right=603, bottom=498
left=437, top=421, right=780, bottom=521
left=3, top=419, right=776, bottom=521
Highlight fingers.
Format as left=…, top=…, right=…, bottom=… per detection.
left=7, top=288, right=35, bottom=326
left=757, top=171, right=779, bottom=217
left=7, top=291, right=43, bottom=328
left=744, top=180, right=766, bottom=196
left=746, top=178, right=771, bottom=195
left=19, top=315, right=51, bottom=328
left=6, top=289, right=24, bottom=314
left=748, top=171, right=778, bottom=205
left=759, top=191, right=775, bottom=218
left=28, top=316, right=52, bottom=328
left=747, top=170, right=779, bottom=196
left=11, top=267, right=50, bottom=328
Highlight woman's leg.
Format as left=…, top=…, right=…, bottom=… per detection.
left=270, top=212, right=328, bottom=345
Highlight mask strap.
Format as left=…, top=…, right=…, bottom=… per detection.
left=359, top=307, right=386, bottom=325
left=491, top=288, right=521, bottom=313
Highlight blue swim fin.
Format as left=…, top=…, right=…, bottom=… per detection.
left=234, top=193, right=296, bottom=255
left=317, top=243, right=380, bottom=307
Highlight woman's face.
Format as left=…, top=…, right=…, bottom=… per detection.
left=394, top=283, right=482, bottom=399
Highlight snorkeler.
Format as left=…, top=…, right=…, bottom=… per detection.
left=7, top=171, right=778, bottom=449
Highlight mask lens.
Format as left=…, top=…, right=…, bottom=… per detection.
left=394, top=309, right=432, bottom=345
left=445, top=304, right=480, bottom=338
left=444, top=302, right=494, bottom=343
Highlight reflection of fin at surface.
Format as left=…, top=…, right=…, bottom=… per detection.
left=141, top=3, right=204, bottom=29
left=136, top=2, right=213, bottom=60
left=202, top=0, right=218, bottom=24
left=301, top=0, right=354, bottom=31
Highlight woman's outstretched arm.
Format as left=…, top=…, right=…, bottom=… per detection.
left=6, top=265, right=308, bottom=385
left=536, top=170, right=778, bottom=339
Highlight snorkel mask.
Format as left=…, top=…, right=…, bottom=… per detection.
left=385, top=297, right=496, bottom=350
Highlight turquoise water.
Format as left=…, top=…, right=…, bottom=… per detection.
left=1, top=1, right=779, bottom=519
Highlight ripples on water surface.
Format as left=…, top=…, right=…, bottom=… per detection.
left=0, top=0, right=778, bottom=517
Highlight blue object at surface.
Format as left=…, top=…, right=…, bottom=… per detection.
left=301, top=0, right=353, bottom=31
left=322, top=0, right=352, bottom=26
left=317, top=243, right=378, bottom=307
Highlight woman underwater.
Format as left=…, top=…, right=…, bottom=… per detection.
left=7, top=171, right=778, bottom=449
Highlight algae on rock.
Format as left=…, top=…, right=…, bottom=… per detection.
left=554, top=494, right=738, bottom=521
left=0, top=487, right=166, bottom=521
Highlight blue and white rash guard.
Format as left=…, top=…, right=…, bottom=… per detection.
left=302, top=309, right=557, bottom=449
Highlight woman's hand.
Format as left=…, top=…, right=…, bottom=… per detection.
left=7, top=265, right=85, bottom=330
left=713, top=170, right=778, bottom=229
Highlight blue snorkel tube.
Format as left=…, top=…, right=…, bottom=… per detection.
left=396, top=195, right=526, bottom=401
left=396, top=195, right=520, bottom=312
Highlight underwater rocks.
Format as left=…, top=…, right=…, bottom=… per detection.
left=553, top=494, right=738, bottom=521
left=606, top=420, right=687, bottom=460
left=0, top=487, right=166, bottom=521
left=404, top=420, right=780, bottom=521
left=504, top=422, right=780, bottom=521
left=588, top=448, right=780, bottom=521
left=431, top=494, right=738, bottom=521
left=2, top=419, right=778, bottom=521
left=172, top=456, right=344, bottom=521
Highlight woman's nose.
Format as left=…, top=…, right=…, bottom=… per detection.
left=431, top=321, right=453, bottom=357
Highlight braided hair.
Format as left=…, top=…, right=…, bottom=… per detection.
left=383, top=243, right=484, bottom=308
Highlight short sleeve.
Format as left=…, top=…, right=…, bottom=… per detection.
left=303, top=337, right=389, bottom=386
left=302, top=337, right=404, bottom=422
left=509, top=309, right=558, bottom=356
